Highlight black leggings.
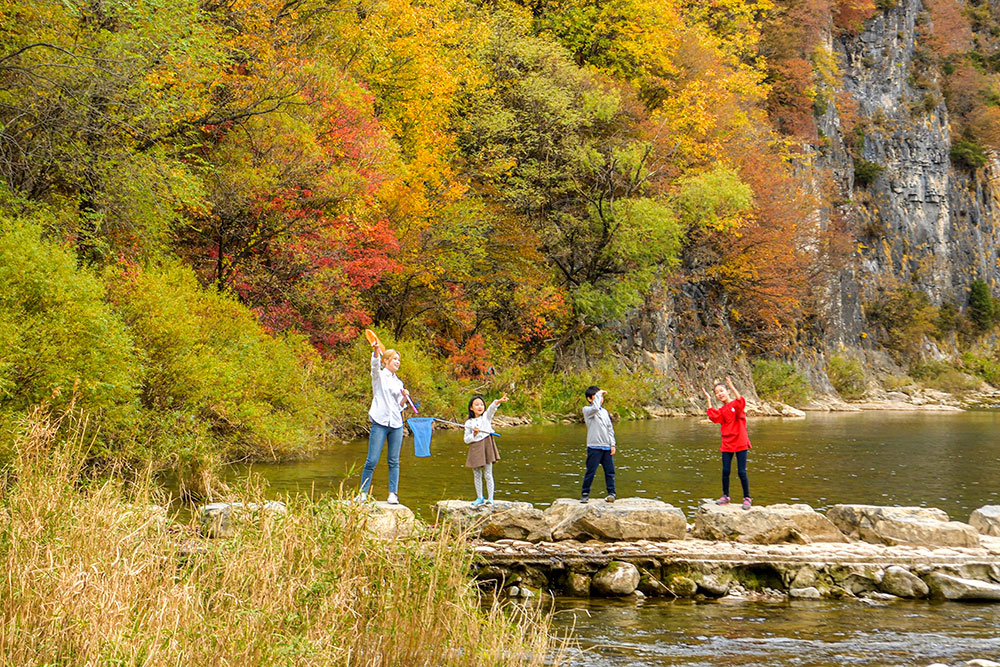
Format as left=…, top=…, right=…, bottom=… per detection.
left=721, top=450, right=749, bottom=499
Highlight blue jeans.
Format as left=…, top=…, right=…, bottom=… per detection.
left=582, top=448, right=615, bottom=498
left=722, top=450, right=749, bottom=499
left=360, top=420, right=403, bottom=494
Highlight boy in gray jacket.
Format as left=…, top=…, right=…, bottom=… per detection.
left=580, top=385, right=616, bottom=503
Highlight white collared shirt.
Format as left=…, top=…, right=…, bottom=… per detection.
left=368, top=352, right=405, bottom=428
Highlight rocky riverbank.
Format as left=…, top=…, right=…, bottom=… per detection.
left=430, top=499, right=1000, bottom=602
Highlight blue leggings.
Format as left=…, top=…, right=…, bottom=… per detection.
left=722, top=450, right=749, bottom=499
left=360, top=420, right=403, bottom=494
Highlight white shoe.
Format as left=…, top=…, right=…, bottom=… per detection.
left=387, top=492, right=399, bottom=505
left=354, top=492, right=368, bottom=503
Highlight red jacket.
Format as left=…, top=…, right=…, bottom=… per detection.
left=707, top=396, right=751, bottom=453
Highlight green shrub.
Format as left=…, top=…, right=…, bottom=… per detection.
left=107, top=261, right=328, bottom=484
left=0, top=219, right=142, bottom=458
left=910, top=360, right=953, bottom=380
left=950, top=140, right=988, bottom=169
left=926, top=369, right=980, bottom=393
left=751, top=359, right=812, bottom=405
left=853, top=159, right=884, bottom=186
left=960, top=352, right=1000, bottom=387
left=968, top=280, right=998, bottom=331
left=827, top=354, right=867, bottom=399
left=865, top=288, right=937, bottom=361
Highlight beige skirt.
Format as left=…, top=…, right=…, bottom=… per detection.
left=465, top=434, right=500, bottom=468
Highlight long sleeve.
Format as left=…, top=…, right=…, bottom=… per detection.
left=484, top=400, right=500, bottom=422
left=707, top=407, right=723, bottom=424
left=370, top=351, right=381, bottom=385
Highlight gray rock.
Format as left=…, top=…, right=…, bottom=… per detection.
left=827, top=504, right=980, bottom=548
left=880, top=565, right=929, bottom=599
left=435, top=500, right=550, bottom=541
left=360, top=502, right=416, bottom=540
left=565, top=572, right=591, bottom=597
left=506, top=586, right=520, bottom=598
left=966, top=660, right=1000, bottom=667
left=970, top=506, right=1000, bottom=537
left=667, top=575, right=698, bottom=597
left=925, top=572, right=1000, bottom=601
left=693, top=501, right=848, bottom=544
left=828, top=564, right=884, bottom=595
left=545, top=497, right=686, bottom=542
left=789, top=587, right=822, bottom=599
left=199, top=501, right=288, bottom=538
left=697, top=574, right=731, bottom=597
left=638, top=571, right=671, bottom=597
left=591, top=561, right=641, bottom=596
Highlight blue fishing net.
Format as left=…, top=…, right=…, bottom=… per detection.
left=407, top=417, right=435, bottom=457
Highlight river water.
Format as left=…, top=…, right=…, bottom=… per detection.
left=234, top=410, right=1000, bottom=666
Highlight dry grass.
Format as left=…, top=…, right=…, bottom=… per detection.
left=0, top=407, right=563, bottom=666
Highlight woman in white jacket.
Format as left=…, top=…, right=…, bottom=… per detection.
left=359, top=338, right=411, bottom=504
left=463, top=393, right=508, bottom=506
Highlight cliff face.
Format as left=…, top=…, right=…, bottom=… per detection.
left=817, top=0, right=1000, bottom=347
left=629, top=0, right=1000, bottom=394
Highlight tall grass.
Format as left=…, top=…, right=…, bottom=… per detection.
left=0, top=407, right=562, bottom=665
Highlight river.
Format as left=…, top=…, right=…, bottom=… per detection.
left=233, top=410, right=1000, bottom=666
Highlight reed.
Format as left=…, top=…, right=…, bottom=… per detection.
left=0, top=406, right=563, bottom=666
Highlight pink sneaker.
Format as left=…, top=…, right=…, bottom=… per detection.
left=742, top=497, right=752, bottom=510
left=715, top=495, right=730, bottom=505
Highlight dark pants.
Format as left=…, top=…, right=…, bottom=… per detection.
left=582, top=448, right=615, bottom=498
left=722, top=450, right=750, bottom=499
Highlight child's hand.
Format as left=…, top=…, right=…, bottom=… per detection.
left=702, top=388, right=712, bottom=401
left=473, top=427, right=480, bottom=436
left=498, top=393, right=509, bottom=403
left=610, top=445, right=616, bottom=455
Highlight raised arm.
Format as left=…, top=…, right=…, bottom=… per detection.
left=726, top=376, right=741, bottom=400
left=702, top=388, right=714, bottom=410
left=484, top=393, right=508, bottom=421
left=370, top=341, right=382, bottom=381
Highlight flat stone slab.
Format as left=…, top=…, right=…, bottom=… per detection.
left=970, top=506, right=1000, bottom=537
left=828, top=504, right=980, bottom=548
left=472, top=535, right=1000, bottom=567
left=693, top=501, right=848, bottom=544
left=435, top=500, right=550, bottom=542
left=544, top=497, right=687, bottom=542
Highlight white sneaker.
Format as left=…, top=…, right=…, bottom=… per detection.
left=387, top=492, right=399, bottom=505
left=353, top=492, right=368, bottom=503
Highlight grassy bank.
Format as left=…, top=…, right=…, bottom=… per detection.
left=0, top=407, right=562, bottom=665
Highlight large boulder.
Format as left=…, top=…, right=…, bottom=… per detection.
left=434, top=500, right=550, bottom=542
left=360, top=502, right=416, bottom=540
left=692, top=502, right=848, bottom=544
left=880, top=566, right=930, bottom=599
left=544, top=497, right=686, bottom=542
left=591, top=561, right=640, bottom=596
left=827, top=505, right=980, bottom=548
left=970, top=506, right=1000, bottom=537
left=199, top=501, right=288, bottom=538
left=924, top=572, right=1000, bottom=601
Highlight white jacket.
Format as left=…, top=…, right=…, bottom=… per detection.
left=464, top=400, right=499, bottom=443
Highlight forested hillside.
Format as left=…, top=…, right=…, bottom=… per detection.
left=2, top=0, right=999, bottom=485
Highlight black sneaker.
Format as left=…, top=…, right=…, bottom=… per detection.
left=605, top=494, right=616, bottom=503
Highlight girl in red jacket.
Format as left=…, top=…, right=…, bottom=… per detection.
left=703, top=376, right=752, bottom=510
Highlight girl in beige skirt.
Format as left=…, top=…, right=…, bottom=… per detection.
left=464, top=393, right=508, bottom=506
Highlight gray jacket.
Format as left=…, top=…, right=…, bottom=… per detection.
left=582, top=392, right=616, bottom=450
